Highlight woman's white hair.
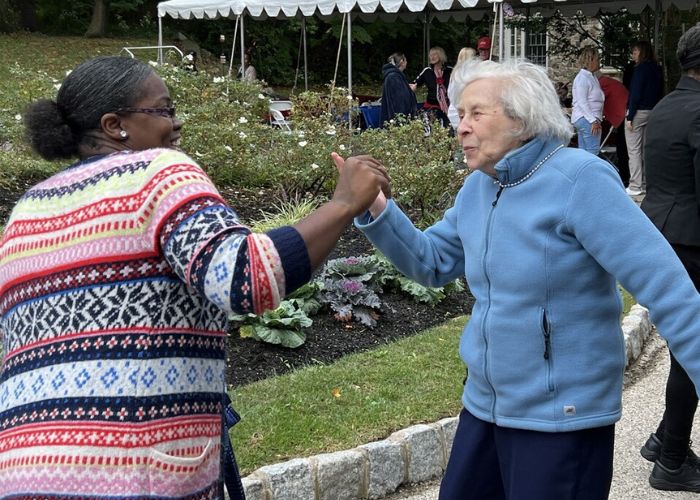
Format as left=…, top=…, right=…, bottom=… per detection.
left=448, top=59, right=573, bottom=144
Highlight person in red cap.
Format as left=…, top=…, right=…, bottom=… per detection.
left=477, top=36, right=492, bottom=61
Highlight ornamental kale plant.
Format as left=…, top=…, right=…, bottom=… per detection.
left=318, top=275, right=382, bottom=327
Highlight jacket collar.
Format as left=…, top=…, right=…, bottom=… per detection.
left=676, top=75, right=700, bottom=92
left=494, top=137, right=565, bottom=185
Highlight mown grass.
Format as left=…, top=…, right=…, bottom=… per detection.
left=230, top=316, right=466, bottom=474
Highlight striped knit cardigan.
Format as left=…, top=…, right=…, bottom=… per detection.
left=0, top=149, right=310, bottom=499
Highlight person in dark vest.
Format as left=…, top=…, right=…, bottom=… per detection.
left=380, top=52, right=417, bottom=126
left=640, top=23, right=700, bottom=493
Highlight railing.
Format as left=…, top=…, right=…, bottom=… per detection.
left=119, top=45, right=184, bottom=61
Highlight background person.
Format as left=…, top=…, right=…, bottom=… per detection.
left=380, top=52, right=417, bottom=126
left=625, top=40, right=662, bottom=196
left=237, top=52, right=257, bottom=83
left=345, top=58, right=700, bottom=500
left=448, top=47, right=477, bottom=130
left=477, top=36, right=493, bottom=61
left=0, top=56, right=388, bottom=499
left=640, top=23, right=700, bottom=493
left=571, top=46, right=604, bottom=154
left=409, top=46, right=452, bottom=127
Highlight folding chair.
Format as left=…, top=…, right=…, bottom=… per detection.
left=269, top=108, right=292, bottom=132
left=598, top=120, right=619, bottom=170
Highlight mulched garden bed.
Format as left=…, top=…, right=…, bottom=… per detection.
left=224, top=187, right=475, bottom=388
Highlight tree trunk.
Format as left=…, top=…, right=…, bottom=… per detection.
left=15, top=0, right=37, bottom=31
left=85, top=0, right=108, bottom=37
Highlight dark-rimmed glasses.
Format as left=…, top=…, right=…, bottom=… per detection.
left=116, top=106, right=176, bottom=119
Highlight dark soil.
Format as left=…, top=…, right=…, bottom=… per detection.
left=224, top=187, right=475, bottom=388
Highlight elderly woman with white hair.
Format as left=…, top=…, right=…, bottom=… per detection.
left=333, top=59, right=700, bottom=499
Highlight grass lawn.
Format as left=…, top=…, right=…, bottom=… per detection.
left=230, top=316, right=466, bottom=474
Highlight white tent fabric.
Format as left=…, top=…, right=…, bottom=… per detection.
left=157, top=0, right=697, bottom=20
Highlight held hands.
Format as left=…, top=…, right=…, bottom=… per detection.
left=331, top=153, right=391, bottom=218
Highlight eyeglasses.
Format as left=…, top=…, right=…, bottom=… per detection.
left=116, top=106, right=176, bottom=119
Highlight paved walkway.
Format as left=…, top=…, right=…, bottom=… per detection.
left=383, top=333, right=700, bottom=500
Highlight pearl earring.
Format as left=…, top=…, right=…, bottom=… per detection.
left=119, top=130, right=128, bottom=139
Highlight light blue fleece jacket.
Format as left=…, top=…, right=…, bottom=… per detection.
left=356, top=137, right=700, bottom=432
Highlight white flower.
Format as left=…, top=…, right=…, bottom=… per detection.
left=224, top=145, right=233, bottom=152
left=53, top=84, right=61, bottom=90
left=298, top=141, right=308, bottom=147
left=148, top=60, right=158, bottom=67
left=14, top=114, right=21, bottom=121
left=311, top=163, right=320, bottom=170
left=324, top=127, right=336, bottom=136
left=238, top=116, right=248, bottom=124
left=65, top=70, right=72, bottom=76
left=258, top=93, right=265, bottom=99
left=184, top=54, right=194, bottom=62
left=346, top=95, right=353, bottom=100
left=339, top=144, right=346, bottom=151
left=238, top=132, right=247, bottom=139
left=213, top=76, right=224, bottom=83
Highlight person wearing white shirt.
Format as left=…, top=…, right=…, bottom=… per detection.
left=571, top=47, right=604, bottom=154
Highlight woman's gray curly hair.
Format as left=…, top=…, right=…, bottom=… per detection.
left=448, top=59, right=574, bottom=144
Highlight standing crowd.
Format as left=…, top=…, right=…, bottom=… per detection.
left=1, top=23, right=700, bottom=500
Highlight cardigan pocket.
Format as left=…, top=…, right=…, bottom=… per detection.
left=147, top=437, right=217, bottom=494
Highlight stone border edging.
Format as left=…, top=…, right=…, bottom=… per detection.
left=236, top=305, right=652, bottom=500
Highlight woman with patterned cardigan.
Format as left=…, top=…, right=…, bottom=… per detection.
left=0, top=56, right=388, bottom=499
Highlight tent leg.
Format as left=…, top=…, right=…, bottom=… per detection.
left=240, top=14, right=246, bottom=80
left=229, top=15, right=240, bottom=78
left=303, top=18, right=308, bottom=91
left=499, top=1, right=504, bottom=60
left=347, top=12, right=352, bottom=96
left=158, top=16, right=163, bottom=64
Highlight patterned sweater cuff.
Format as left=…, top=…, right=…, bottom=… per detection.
left=266, top=226, right=311, bottom=295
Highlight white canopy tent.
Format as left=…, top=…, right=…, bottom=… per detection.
left=156, top=0, right=698, bottom=93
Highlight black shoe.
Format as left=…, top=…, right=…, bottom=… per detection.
left=640, top=433, right=662, bottom=462
left=641, top=433, right=700, bottom=467
left=650, top=460, right=700, bottom=492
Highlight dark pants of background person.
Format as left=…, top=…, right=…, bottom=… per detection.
left=615, top=122, right=630, bottom=187
left=439, top=408, right=615, bottom=500
left=655, top=244, right=700, bottom=468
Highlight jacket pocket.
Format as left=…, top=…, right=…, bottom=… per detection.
left=540, top=307, right=555, bottom=393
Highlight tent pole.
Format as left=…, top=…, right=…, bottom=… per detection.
left=347, top=12, right=352, bottom=96
left=490, top=2, right=498, bottom=61
left=229, top=15, right=240, bottom=78
left=654, top=0, right=661, bottom=57
left=422, top=13, right=427, bottom=67
left=240, top=14, right=246, bottom=80
left=499, top=1, right=504, bottom=60
left=426, top=12, right=431, bottom=57
left=158, top=16, right=163, bottom=64
left=303, top=17, right=308, bottom=91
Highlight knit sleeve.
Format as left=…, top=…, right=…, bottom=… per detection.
left=144, top=150, right=311, bottom=315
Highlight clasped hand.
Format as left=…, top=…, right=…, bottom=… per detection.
left=331, top=153, right=391, bottom=218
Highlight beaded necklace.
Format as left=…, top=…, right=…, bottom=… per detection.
left=496, top=144, right=564, bottom=189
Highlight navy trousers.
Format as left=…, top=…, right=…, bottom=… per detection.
left=439, top=408, right=615, bottom=500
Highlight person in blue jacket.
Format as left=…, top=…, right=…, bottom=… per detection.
left=380, top=52, right=417, bottom=126
left=333, top=59, right=700, bottom=500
